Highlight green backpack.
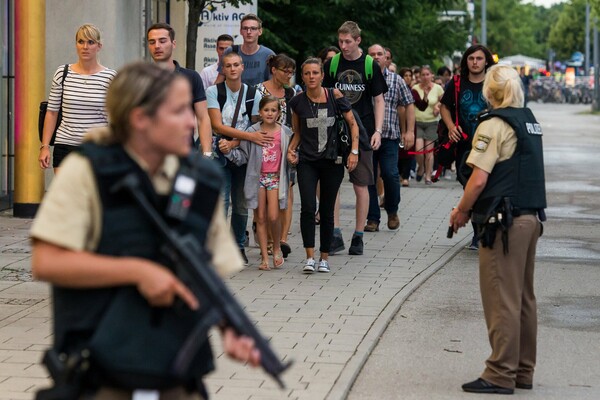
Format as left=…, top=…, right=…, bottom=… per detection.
left=329, top=53, right=374, bottom=81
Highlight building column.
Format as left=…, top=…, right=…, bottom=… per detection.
left=14, top=0, right=45, bottom=218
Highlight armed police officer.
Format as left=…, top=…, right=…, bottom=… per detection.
left=31, top=62, right=260, bottom=400
left=449, top=65, right=546, bottom=395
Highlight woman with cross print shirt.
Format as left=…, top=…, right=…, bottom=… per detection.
left=287, top=58, right=358, bottom=274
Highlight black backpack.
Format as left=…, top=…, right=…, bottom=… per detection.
left=216, top=81, right=257, bottom=122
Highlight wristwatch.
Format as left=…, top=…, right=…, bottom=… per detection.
left=351, top=149, right=359, bottom=155
left=203, top=151, right=214, bottom=159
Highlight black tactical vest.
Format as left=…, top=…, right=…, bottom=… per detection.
left=51, top=143, right=222, bottom=390
left=472, top=107, right=547, bottom=222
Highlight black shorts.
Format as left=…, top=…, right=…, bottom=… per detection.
left=52, top=144, right=79, bottom=168
left=349, top=150, right=374, bottom=186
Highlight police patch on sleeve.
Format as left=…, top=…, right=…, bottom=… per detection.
left=474, top=135, right=491, bottom=153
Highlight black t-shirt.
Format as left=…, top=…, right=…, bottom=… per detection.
left=174, top=60, right=207, bottom=104
left=289, top=90, right=352, bottom=162
left=440, top=77, right=486, bottom=139
left=322, top=53, right=387, bottom=133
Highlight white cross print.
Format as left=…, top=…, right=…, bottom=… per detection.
left=306, top=108, right=335, bottom=152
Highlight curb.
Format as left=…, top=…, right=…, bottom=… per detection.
left=326, top=234, right=471, bottom=400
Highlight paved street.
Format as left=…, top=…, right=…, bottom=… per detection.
left=0, top=103, right=598, bottom=399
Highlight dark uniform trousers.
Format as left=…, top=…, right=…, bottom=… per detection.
left=478, top=214, right=541, bottom=389
left=86, top=387, right=203, bottom=400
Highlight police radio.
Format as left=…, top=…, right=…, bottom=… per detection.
left=166, top=164, right=197, bottom=221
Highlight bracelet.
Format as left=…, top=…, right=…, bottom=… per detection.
left=375, top=129, right=382, bottom=134
left=40, top=144, right=50, bottom=150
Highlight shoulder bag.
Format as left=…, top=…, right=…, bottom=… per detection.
left=39, top=64, right=69, bottom=146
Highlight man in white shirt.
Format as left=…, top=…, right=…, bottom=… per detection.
left=200, top=34, right=234, bottom=89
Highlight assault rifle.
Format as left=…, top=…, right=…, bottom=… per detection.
left=114, top=172, right=292, bottom=388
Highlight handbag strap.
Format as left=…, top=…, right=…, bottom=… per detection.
left=324, top=88, right=342, bottom=117
left=453, top=75, right=460, bottom=128
left=59, top=64, right=69, bottom=107
left=230, top=85, right=246, bottom=128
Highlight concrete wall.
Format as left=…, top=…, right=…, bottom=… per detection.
left=45, top=0, right=145, bottom=93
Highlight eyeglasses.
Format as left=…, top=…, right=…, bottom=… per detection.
left=277, top=68, right=295, bottom=75
left=241, top=26, right=260, bottom=32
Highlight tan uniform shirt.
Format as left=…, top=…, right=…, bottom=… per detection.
left=30, top=148, right=243, bottom=277
left=466, top=117, right=517, bottom=173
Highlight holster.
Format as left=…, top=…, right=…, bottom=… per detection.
left=36, top=348, right=93, bottom=400
left=475, top=197, right=515, bottom=254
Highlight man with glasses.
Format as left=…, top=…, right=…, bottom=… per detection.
left=215, top=14, right=275, bottom=86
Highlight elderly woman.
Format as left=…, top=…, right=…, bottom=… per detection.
left=32, top=62, right=260, bottom=399
left=450, top=65, right=546, bottom=394
left=39, top=24, right=116, bottom=172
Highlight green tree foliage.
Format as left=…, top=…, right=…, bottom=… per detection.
left=473, top=0, right=560, bottom=59
left=257, top=0, right=469, bottom=70
left=548, top=0, right=587, bottom=61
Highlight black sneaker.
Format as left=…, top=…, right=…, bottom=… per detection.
left=240, top=249, right=249, bottom=266
left=329, top=233, right=345, bottom=255
left=280, top=241, right=291, bottom=259
left=462, top=378, right=513, bottom=394
left=348, top=234, right=364, bottom=255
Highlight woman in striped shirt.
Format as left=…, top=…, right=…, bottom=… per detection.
left=39, top=24, right=116, bottom=172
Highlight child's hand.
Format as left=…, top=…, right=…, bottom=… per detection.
left=219, top=139, right=232, bottom=154
left=287, top=149, right=298, bottom=165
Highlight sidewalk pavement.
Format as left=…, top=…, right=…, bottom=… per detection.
left=348, top=102, right=600, bottom=399
left=0, top=162, right=466, bottom=399
left=0, top=103, right=597, bottom=399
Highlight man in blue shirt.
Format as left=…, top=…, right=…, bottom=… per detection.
left=215, top=14, right=275, bottom=87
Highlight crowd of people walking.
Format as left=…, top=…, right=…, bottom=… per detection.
left=33, top=14, right=550, bottom=397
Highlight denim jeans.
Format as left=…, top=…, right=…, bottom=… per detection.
left=367, top=138, right=400, bottom=222
left=222, top=162, right=248, bottom=249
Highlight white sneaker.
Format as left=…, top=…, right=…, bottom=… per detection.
left=303, top=258, right=316, bottom=273
left=317, top=259, right=330, bottom=273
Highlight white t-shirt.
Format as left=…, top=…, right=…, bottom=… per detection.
left=206, top=83, right=261, bottom=131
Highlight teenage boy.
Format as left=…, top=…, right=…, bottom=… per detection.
left=215, top=14, right=275, bottom=86
left=147, top=23, right=212, bottom=157
left=200, top=34, right=234, bottom=89
left=440, top=44, right=496, bottom=250
left=206, top=52, right=266, bottom=264
left=323, top=21, right=387, bottom=255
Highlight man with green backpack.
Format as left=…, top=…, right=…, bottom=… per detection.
left=323, top=21, right=388, bottom=255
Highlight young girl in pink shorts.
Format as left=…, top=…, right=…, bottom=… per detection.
left=221, top=96, right=292, bottom=270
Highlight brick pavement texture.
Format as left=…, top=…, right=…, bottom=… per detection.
left=0, top=177, right=465, bottom=400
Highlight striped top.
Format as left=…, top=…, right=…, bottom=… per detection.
left=47, top=65, right=117, bottom=146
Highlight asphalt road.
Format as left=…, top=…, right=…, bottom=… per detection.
left=348, top=103, right=600, bottom=399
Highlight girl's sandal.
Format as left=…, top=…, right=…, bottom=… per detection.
left=267, top=242, right=274, bottom=256
left=273, top=253, right=285, bottom=269
left=259, top=261, right=271, bottom=271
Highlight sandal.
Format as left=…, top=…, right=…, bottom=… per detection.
left=258, top=261, right=271, bottom=271
left=315, top=211, right=320, bottom=225
left=273, top=252, right=285, bottom=269
left=267, top=242, right=274, bottom=256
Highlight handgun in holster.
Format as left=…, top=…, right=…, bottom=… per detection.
left=36, top=348, right=91, bottom=400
